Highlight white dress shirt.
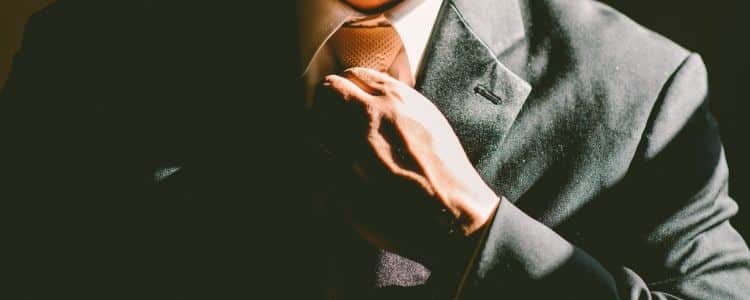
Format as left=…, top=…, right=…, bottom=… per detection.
left=298, top=0, right=444, bottom=107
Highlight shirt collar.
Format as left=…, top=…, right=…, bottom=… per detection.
left=298, top=0, right=440, bottom=76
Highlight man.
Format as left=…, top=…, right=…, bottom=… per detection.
left=2, top=0, right=748, bottom=299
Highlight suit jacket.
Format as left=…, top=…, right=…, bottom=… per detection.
left=2, top=0, right=748, bottom=299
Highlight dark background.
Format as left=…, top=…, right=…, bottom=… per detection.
left=1, top=1, right=747, bottom=238
left=0, top=1, right=54, bottom=88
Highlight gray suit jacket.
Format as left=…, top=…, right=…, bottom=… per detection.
left=2, top=0, right=748, bottom=299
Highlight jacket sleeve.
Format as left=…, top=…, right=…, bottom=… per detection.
left=462, top=54, right=750, bottom=299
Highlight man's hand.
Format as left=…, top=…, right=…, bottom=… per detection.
left=321, top=67, right=500, bottom=254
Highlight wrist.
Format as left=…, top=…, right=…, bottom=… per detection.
left=425, top=193, right=501, bottom=295
left=449, top=186, right=501, bottom=237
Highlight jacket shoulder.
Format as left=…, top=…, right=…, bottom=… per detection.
left=520, top=0, right=701, bottom=143
left=528, top=0, right=692, bottom=100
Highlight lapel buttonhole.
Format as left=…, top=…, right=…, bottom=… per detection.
left=474, top=85, right=503, bottom=105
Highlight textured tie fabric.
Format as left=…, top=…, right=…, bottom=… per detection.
left=329, top=15, right=415, bottom=86
left=329, top=24, right=402, bottom=72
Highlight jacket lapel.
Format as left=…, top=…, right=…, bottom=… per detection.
left=417, top=0, right=531, bottom=161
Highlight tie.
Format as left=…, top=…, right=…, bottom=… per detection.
left=325, top=15, right=432, bottom=296
left=329, top=15, right=415, bottom=86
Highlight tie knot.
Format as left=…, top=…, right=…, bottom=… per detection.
left=329, top=15, right=404, bottom=72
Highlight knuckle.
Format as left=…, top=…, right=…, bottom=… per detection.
left=342, top=67, right=357, bottom=76
left=348, top=67, right=368, bottom=79
left=366, top=130, right=379, bottom=143
left=385, top=88, right=405, bottom=103
left=383, top=80, right=398, bottom=91
left=341, top=91, right=355, bottom=102
left=365, top=103, right=381, bottom=118
left=382, top=101, right=399, bottom=115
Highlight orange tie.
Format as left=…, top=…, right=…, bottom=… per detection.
left=328, top=15, right=414, bottom=86
left=324, top=15, right=431, bottom=293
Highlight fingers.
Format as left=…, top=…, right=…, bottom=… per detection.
left=341, top=68, right=384, bottom=95
left=324, top=74, right=374, bottom=104
left=344, top=67, right=396, bottom=83
left=326, top=67, right=404, bottom=101
left=343, top=68, right=398, bottom=96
